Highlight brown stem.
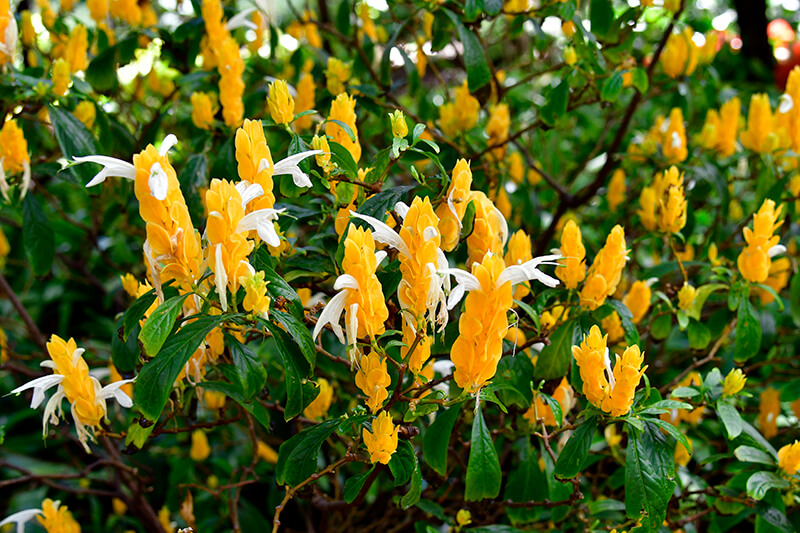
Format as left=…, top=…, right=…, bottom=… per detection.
left=0, top=271, right=47, bottom=353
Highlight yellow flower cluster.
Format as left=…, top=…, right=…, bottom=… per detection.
left=133, top=143, right=203, bottom=292
left=662, top=108, right=687, bottom=163
left=326, top=93, right=361, bottom=163
left=363, top=410, right=399, bottom=464
left=740, top=94, right=777, bottom=154
left=439, top=80, right=480, bottom=137
left=240, top=270, right=270, bottom=318
left=326, top=57, right=352, bottom=95
left=294, top=72, right=316, bottom=131
left=466, top=191, right=506, bottom=268
left=698, top=97, right=740, bottom=158
left=267, top=80, right=295, bottom=125
left=0, top=120, right=30, bottom=179
left=235, top=119, right=276, bottom=211
left=722, top=369, right=747, bottom=396
left=778, top=441, right=800, bottom=475
left=737, top=199, right=784, bottom=283
left=343, top=226, right=390, bottom=342
left=485, top=103, right=510, bottom=161
left=74, top=101, right=96, bottom=129
left=52, top=58, right=71, bottom=96
left=579, top=225, right=628, bottom=310
left=39, top=499, right=81, bottom=533
left=556, top=220, right=586, bottom=290
left=65, top=24, right=89, bottom=72
left=286, top=10, right=322, bottom=49
left=355, top=351, right=391, bottom=412
left=436, top=159, right=473, bottom=252
left=505, top=229, right=533, bottom=300
left=638, top=166, right=687, bottom=234
left=191, top=92, right=218, bottom=130
left=572, top=325, right=646, bottom=417
left=660, top=29, right=699, bottom=78
left=623, top=280, right=651, bottom=324
left=758, top=386, right=781, bottom=439
left=450, top=253, right=513, bottom=392
left=607, top=169, right=626, bottom=213
left=0, top=0, right=14, bottom=66
left=202, top=0, right=244, bottom=127
left=396, top=197, right=440, bottom=373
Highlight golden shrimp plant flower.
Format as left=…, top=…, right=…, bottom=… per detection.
left=722, top=369, right=747, bottom=397
left=740, top=93, right=776, bottom=153
left=326, top=92, right=361, bottom=163
left=304, top=378, right=334, bottom=420
left=350, top=197, right=449, bottom=374
left=465, top=191, right=509, bottom=268
left=555, top=220, right=586, bottom=289
left=0, top=119, right=31, bottom=202
left=363, top=411, right=399, bottom=465
left=0, top=0, right=17, bottom=65
left=267, top=79, right=295, bottom=125
left=572, top=325, right=647, bottom=417
left=758, top=387, right=781, bottom=439
left=312, top=226, right=389, bottom=365
left=505, top=229, right=533, bottom=300
left=191, top=91, right=218, bottom=130
left=436, top=159, right=474, bottom=252
left=607, top=169, right=626, bottom=213
left=10, top=335, right=134, bottom=452
left=622, top=280, right=652, bottom=324
left=579, top=225, right=628, bottom=310
left=662, top=108, right=688, bottom=163
left=737, top=199, right=785, bottom=283
left=445, top=251, right=561, bottom=392
left=778, top=441, right=800, bottom=475
left=355, top=350, right=391, bottom=412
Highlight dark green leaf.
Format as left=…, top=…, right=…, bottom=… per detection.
left=790, top=273, right=800, bottom=327
left=649, top=418, right=691, bottom=454
left=600, top=72, right=624, bottom=102
left=344, top=465, right=375, bottom=503
left=389, top=440, right=416, bottom=487
left=135, top=314, right=229, bottom=422
left=200, top=380, right=271, bottom=430
left=590, top=0, right=615, bottom=37
left=228, top=336, right=267, bottom=401
left=688, top=320, right=711, bottom=350
left=734, top=299, right=761, bottom=362
left=554, top=415, right=597, bottom=479
left=534, top=319, right=574, bottom=380
left=734, top=446, right=775, bottom=465
left=138, top=294, right=190, bottom=357
left=400, top=453, right=422, bottom=509
left=717, top=398, right=743, bottom=439
left=275, top=418, right=341, bottom=486
left=539, top=79, right=569, bottom=127
left=271, top=309, right=316, bottom=368
left=123, top=289, right=157, bottom=341
left=443, top=9, right=491, bottom=91
left=465, top=405, right=502, bottom=501
left=625, top=420, right=677, bottom=532
left=49, top=105, right=99, bottom=183
left=22, top=195, right=55, bottom=276
left=747, top=472, right=789, bottom=500
left=423, top=403, right=462, bottom=476
left=631, top=68, right=648, bottom=93
left=607, top=300, right=639, bottom=346
left=650, top=314, right=672, bottom=340
left=267, top=324, right=313, bottom=420
left=111, top=318, right=140, bottom=373
left=354, top=186, right=413, bottom=223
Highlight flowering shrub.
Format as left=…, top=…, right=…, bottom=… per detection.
left=1, top=1, right=800, bottom=532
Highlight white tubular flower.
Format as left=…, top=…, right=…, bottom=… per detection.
left=73, top=155, right=136, bottom=187
left=214, top=244, right=229, bottom=311
left=445, top=253, right=562, bottom=309
left=273, top=150, right=323, bottom=188
left=348, top=210, right=411, bottom=262
left=779, top=93, right=794, bottom=114
left=235, top=180, right=265, bottom=208
left=0, top=161, right=9, bottom=202
left=19, top=160, right=31, bottom=200
left=0, top=508, right=43, bottom=533
left=236, top=208, right=285, bottom=246
left=159, top=134, right=178, bottom=156
left=769, top=244, right=787, bottom=258
left=148, top=162, right=169, bottom=200
left=311, top=273, right=359, bottom=343
left=226, top=7, right=257, bottom=30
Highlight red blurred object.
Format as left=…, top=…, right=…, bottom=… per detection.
left=768, top=18, right=795, bottom=44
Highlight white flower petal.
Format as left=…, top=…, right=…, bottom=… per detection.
left=0, top=162, right=9, bottom=202
left=235, top=181, right=264, bottom=207
left=236, top=209, right=284, bottom=245
left=779, top=94, right=794, bottom=114
left=73, top=155, right=136, bottom=187
left=768, top=244, right=786, bottom=258
left=158, top=134, right=178, bottom=157
left=226, top=7, right=257, bottom=30
left=273, top=150, right=323, bottom=188
left=215, top=244, right=228, bottom=312
left=258, top=158, right=271, bottom=173
left=348, top=211, right=411, bottom=258
left=604, top=348, right=616, bottom=393
left=98, top=380, right=136, bottom=408
left=496, top=254, right=562, bottom=288
left=19, top=160, right=31, bottom=200
left=422, top=226, right=438, bottom=242
left=0, top=508, right=43, bottom=532
left=10, top=374, right=65, bottom=408
left=447, top=284, right=466, bottom=310
left=312, top=289, right=348, bottom=343
left=394, top=201, right=409, bottom=220
left=375, top=250, right=388, bottom=265
left=492, top=205, right=509, bottom=246
left=148, top=162, right=169, bottom=200
left=42, top=389, right=65, bottom=436
left=334, top=273, right=359, bottom=291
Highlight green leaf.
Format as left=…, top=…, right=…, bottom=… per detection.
left=747, top=472, right=790, bottom=501
left=328, top=140, right=358, bottom=179
left=400, top=453, right=422, bottom=509
left=465, top=405, right=502, bottom=501
left=271, top=309, right=316, bottom=369
left=228, top=337, right=267, bottom=402
left=539, top=392, right=564, bottom=427
left=49, top=105, right=99, bottom=183
left=600, top=72, right=624, bottom=102
left=354, top=186, right=413, bottom=224
left=255, top=262, right=304, bottom=317
left=790, top=273, right=800, bottom=327
left=590, top=0, right=615, bottom=37
left=138, top=293, right=190, bottom=357
left=631, top=68, right=648, bottom=93
left=389, top=440, right=416, bottom=487
left=443, top=10, right=491, bottom=91
left=423, top=403, right=462, bottom=476
left=275, top=418, right=341, bottom=486
left=625, top=420, right=677, bottom=532
left=686, top=283, right=727, bottom=321
left=335, top=0, right=352, bottom=35
left=734, top=446, right=775, bottom=465
left=267, top=324, right=313, bottom=421
left=505, top=439, right=548, bottom=525
left=200, top=380, right=271, bottom=431
left=460, top=199, right=477, bottom=241
left=649, top=418, right=691, bottom=454
left=85, top=42, right=119, bottom=91
left=717, top=398, right=743, bottom=439
left=687, top=320, right=711, bottom=350
left=134, top=314, right=229, bottom=422
left=123, top=289, right=157, bottom=341
left=607, top=299, right=639, bottom=346
left=670, top=386, right=700, bottom=398
left=344, top=465, right=375, bottom=504
left=735, top=299, right=761, bottom=362
left=539, top=79, right=569, bottom=127
left=124, top=419, right=155, bottom=450
left=755, top=499, right=794, bottom=533
left=534, top=319, right=574, bottom=380
left=554, top=415, right=597, bottom=479
left=650, top=314, right=672, bottom=340
left=111, top=318, right=140, bottom=373
left=22, top=195, right=55, bottom=276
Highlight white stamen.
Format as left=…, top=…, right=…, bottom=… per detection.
left=158, top=134, right=178, bottom=157
left=272, top=150, right=323, bottom=188
left=148, top=162, right=169, bottom=200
